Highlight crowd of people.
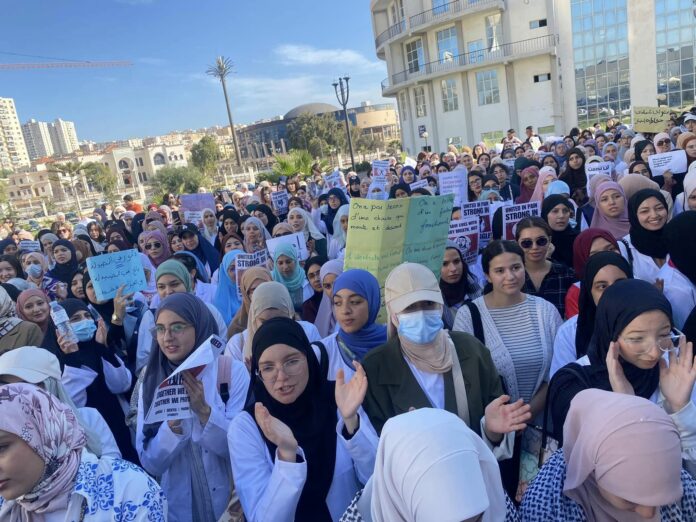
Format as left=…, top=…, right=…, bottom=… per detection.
left=0, top=114, right=695, bottom=520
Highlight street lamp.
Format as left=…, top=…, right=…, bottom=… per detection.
left=333, top=76, right=356, bottom=171
left=422, top=131, right=429, bottom=151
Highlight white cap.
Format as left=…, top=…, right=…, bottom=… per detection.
left=0, top=346, right=61, bottom=383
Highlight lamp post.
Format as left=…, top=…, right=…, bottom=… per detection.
left=333, top=76, right=356, bottom=171
left=422, top=131, right=429, bottom=152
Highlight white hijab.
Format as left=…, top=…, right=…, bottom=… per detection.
left=366, top=408, right=507, bottom=522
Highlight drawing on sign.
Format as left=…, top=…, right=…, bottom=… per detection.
left=448, top=217, right=479, bottom=265
left=271, top=190, right=289, bottom=214
left=502, top=202, right=541, bottom=240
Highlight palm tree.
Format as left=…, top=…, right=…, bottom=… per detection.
left=48, top=161, right=86, bottom=215
left=272, top=150, right=328, bottom=179
left=207, top=56, right=243, bottom=168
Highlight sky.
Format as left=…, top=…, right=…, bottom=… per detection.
left=2, top=0, right=390, bottom=142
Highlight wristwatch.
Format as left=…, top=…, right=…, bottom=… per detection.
left=111, top=314, right=123, bottom=325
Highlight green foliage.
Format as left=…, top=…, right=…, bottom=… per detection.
left=272, top=150, right=329, bottom=180
left=84, top=162, right=118, bottom=206
left=286, top=113, right=346, bottom=157
left=48, top=161, right=88, bottom=213
left=150, top=165, right=209, bottom=196
left=0, top=169, right=11, bottom=179
left=190, top=136, right=221, bottom=174
left=354, top=161, right=371, bottom=174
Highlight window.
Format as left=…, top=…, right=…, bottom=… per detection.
left=447, top=136, right=463, bottom=148
left=476, top=70, right=500, bottom=105
left=480, top=130, right=504, bottom=148
left=399, top=91, right=408, bottom=121
left=530, top=19, right=548, bottom=29
left=436, top=27, right=459, bottom=63
left=40, top=187, right=45, bottom=193
left=534, top=73, right=552, bottom=83
left=485, top=14, right=502, bottom=51
left=441, top=78, right=459, bottom=112
left=118, top=159, right=129, bottom=170
left=414, top=87, right=427, bottom=117
left=9, top=192, right=13, bottom=198
left=153, top=153, right=166, bottom=165
left=468, top=40, right=484, bottom=64
left=405, top=39, right=424, bottom=73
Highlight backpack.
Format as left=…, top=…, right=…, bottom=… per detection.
left=463, top=301, right=485, bottom=345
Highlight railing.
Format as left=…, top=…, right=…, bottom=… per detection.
left=410, top=0, right=502, bottom=29
left=381, top=34, right=556, bottom=92
left=375, top=19, right=406, bottom=48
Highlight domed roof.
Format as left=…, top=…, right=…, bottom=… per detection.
left=284, top=102, right=340, bottom=120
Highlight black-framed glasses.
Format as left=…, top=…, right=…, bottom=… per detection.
left=144, top=242, right=162, bottom=250
left=519, top=237, right=549, bottom=249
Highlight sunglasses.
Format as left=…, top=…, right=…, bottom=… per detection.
left=58, top=229, right=69, bottom=233
left=144, top=242, right=162, bottom=250
left=656, top=140, right=671, bottom=146
left=519, top=237, right=549, bottom=249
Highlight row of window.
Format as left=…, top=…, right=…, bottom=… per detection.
left=10, top=186, right=46, bottom=198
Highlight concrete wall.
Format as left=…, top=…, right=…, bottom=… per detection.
left=628, top=0, right=658, bottom=106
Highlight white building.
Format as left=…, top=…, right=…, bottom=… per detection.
left=0, top=98, right=30, bottom=172
left=49, top=118, right=80, bottom=156
left=22, top=119, right=55, bottom=160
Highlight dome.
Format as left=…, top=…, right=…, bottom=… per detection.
left=284, top=102, right=340, bottom=120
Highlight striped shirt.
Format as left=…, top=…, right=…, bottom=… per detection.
left=488, top=296, right=543, bottom=403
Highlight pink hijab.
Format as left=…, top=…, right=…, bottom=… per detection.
left=141, top=230, right=171, bottom=267
left=515, top=166, right=540, bottom=204
left=589, top=181, right=631, bottom=239
left=563, top=389, right=683, bottom=521
left=530, top=166, right=558, bottom=202
left=16, top=289, right=51, bottom=333
left=0, top=383, right=86, bottom=516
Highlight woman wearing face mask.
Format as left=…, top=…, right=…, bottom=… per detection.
left=21, top=251, right=61, bottom=300
left=439, top=242, right=482, bottom=330
left=589, top=181, right=631, bottom=240
left=272, top=243, right=313, bottom=316
left=46, top=298, right=137, bottom=462
left=328, top=205, right=350, bottom=260
left=550, top=252, right=632, bottom=377
left=288, top=207, right=328, bottom=259
left=137, top=292, right=249, bottom=522
left=522, top=389, right=696, bottom=520
left=347, top=175, right=361, bottom=198
left=228, top=316, right=377, bottom=522
left=213, top=249, right=245, bottom=324
left=0, top=383, right=166, bottom=520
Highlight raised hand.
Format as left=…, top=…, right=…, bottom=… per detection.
left=183, top=371, right=211, bottom=425
left=112, top=285, right=134, bottom=323
left=606, top=341, right=635, bottom=395
left=335, top=362, right=368, bottom=435
left=254, top=402, right=298, bottom=462
left=660, top=337, right=696, bottom=414
left=484, top=395, right=532, bottom=441
left=95, top=318, right=108, bottom=346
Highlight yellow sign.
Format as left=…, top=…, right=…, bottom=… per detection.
left=632, top=106, right=672, bottom=133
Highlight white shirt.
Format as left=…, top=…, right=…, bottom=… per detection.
left=618, top=234, right=666, bottom=284
left=226, top=321, right=321, bottom=364
left=550, top=315, right=578, bottom=378
left=658, top=262, right=696, bottom=329
left=62, top=354, right=131, bottom=408
left=316, top=333, right=359, bottom=381
left=80, top=406, right=121, bottom=458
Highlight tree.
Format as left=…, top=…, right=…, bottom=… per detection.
left=0, top=169, right=11, bottom=179
left=48, top=161, right=88, bottom=215
left=150, top=165, right=209, bottom=196
left=207, top=56, right=242, bottom=167
left=84, top=162, right=118, bottom=207
left=270, top=150, right=328, bottom=182
left=286, top=113, right=346, bottom=157
left=190, top=136, right=221, bottom=175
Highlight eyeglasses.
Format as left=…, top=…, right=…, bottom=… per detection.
left=621, top=328, right=684, bottom=355
left=656, top=140, right=671, bottom=146
left=256, top=357, right=305, bottom=383
left=519, top=237, right=549, bottom=249
left=151, top=323, right=192, bottom=337
left=144, top=242, right=162, bottom=250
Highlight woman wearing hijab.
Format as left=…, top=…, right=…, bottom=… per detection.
left=529, top=166, right=558, bottom=203
left=315, top=259, right=344, bottom=338
left=0, top=383, right=166, bottom=520
left=241, top=217, right=271, bottom=253
left=140, top=229, right=171, bottom=268
left=675, top=163, right=696, bottom=216
left=136, top=293, right=249, bottom=522
left=227, top=266, right=273, bottom=338
left=0, top=286, right=42, bottom=354
left=288, top=207, right=328, bottom=259
left=440, top=242, right=482, bottom=330
left=228, top=316, right=377, bottom=521
left=302, top=256, right=326, bottom=324
left=347, top=175, right=361, bottom=198
left=340, top=408, right=516, bottom=522
left=16, top=288, right=52, bottom=336
left=272, top=242, right=313, bottom=315
left=542, top=194, right=579, bottom=268
left=328, top=205, right=350, bottom=260
left=0, top=238, right=17, bottom=257
left=514, top=166, right=539, bottom=204
left=21, top=251, right=60, bottom=299
left=181, top=223, right=221, bottom=276
left=200, top=208, right=219, bottom=245
left=213, top=249, right=245, bottom=324
left=322, top=188, right=350, bottom=236
left=46, top=239, right=78, bottom=285
left=589, top=181, right=631, bottom=239
left=253, top=203, right=279, bottom=235
left=560, top=147, right=588, bottom=205
left=551, top=252, right=632, bottom=377
left=522, top=389, right=696, bottom=520
left=388, top=182, right=411, bottom=199
left=214, top=207, right=241, bottom=251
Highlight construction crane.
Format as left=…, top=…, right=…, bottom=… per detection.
left=0, top=51, right=132, bottom=70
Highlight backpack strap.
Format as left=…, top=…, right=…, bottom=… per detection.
left=311, top=341, right=330, bottom=380
left=217, top=354, right=232, bottom=404
left=463, top=301, right=485, bottom=345
left=618, top=238, right=634, bottom=269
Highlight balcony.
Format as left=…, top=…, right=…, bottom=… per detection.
left=410, top=0, right=504, bottom=31
left=381, top=34, right=556, bottom=96
left=375, top=19, right=406, bottom=49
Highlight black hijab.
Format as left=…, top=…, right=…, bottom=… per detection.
left=254, top=204, right=278, bottom=235
left=46, top=239, right=78, bottom=283
left=388, top=182, right=412, bottom=199
left=439, top=245, right=479, bottom=307
left=664, top=210, right=696, bottom=287
left=575, top=252, right=633, bottom=359
left=82, top=272, right=114, bottom=323
left=321, top=188, right=349, bottom=235
left=628, top=189, right=669, bottom=259
left=634, top=139, right=652, bottom=161
left=560, top=147, right=587, bottom=192
left=245, top=317, right=336, bottom=522
left=181, top=223, right=221, bottom=274
left=347, top=175, right=361, bottom=198
left=542, top=195, right=578, bottom=267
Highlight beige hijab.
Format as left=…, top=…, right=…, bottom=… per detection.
left=242, top=281, right=295, bottom=360
left=227, top=267, right=272, bottom=338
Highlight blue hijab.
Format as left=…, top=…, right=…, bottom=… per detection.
left=272, top=243, right=306, bottom=292
left=332, top=269, right=387, bottom=361
left=214, top=249, right=244, bottom=323
left=322, top=188, right=349, bottom=235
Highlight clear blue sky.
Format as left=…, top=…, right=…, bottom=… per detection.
left=2, top=0, right=390, bottom=142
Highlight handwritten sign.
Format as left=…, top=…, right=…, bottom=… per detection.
left=648, top=149, right=687, bottom=177
left=449, top=217, right=479, bottom=265
left=371, top=160, right=390, bottom=178
left=459, top=201, right=492, bottom=248
left=344, top=195, right=454, bottom=322
left=438, top=166, right=468, bottom=207
left=179, top=193, right=216, bottom=226
left=324, top=170, right=343, bottom=190
left=266, top=232, right=309, bottom=262
left=18, top=240, right=41, bottom=252
left=585, top=161, right=613, bottom=198
left=144, top=335, right=224, bottom=424
left=271, top=189, right=289, bottom=214
left=633, top=106, right=672, bottom=133
left=503, top=202, right=541, bottom=240
left=235, top=250, right=268, bottom=299
left=86, top=249, right=147, bottom=301
left=410, top=179, right=429, bottom=191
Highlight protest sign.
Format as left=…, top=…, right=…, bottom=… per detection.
left=648, top=150, right=687, bottom=177
left=179, top=193, right=216, bottom=226
left=632, top=106, right=672, bottom=133
left=459, top=200, right=492, bottom=248
left=438, top=167, right=468, bottom=206
left=266, top=232, right=309, bottom=261
left=18, top=240, right=41, bottom=252
left=410, top=179, right=429, bottom=191
left=324, top=170, right=343, bottom=190
left=448, top=217, right=479, bottom=266
left=503, top=202, right=540, bottom=240
left=86, top=249, right=147, bottom=301
left=371, top=160, right=390, bottom=178
left=585, top=161, right=613, bottom=198
left=234, top=250, right=268, bottom=299
left=271, top=189, right=289, bottom=214
left=144, top=335, right=224, bottom=424
left=344, top=195, right=453, bottom=322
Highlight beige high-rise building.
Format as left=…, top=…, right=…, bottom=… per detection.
left=0, top=97, right=30, bottom=172
left=22, top=118, right=55, bottom=160
left=49, top=118, right=79, bottom=156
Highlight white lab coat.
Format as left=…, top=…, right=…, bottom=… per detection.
left=136, top=357, right=249, bottom=522
left=618, top=235, right=667, bottom=284
left=658, top=262, right=696, bottom=329
left=80, top=407, right=121, bottom=458
left=62, top=354, right=132, bottom=409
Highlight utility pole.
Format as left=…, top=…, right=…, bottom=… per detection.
left=333, top=76, right=355, bottom=171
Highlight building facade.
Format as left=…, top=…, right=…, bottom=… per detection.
left=22, top=119, right=55, bottom=160
left=0, top=98, right=30, bottom=172
left=49, top=118, right=79, bottom=156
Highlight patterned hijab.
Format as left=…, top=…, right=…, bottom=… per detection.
left=0, top=286, right=21, bottom=338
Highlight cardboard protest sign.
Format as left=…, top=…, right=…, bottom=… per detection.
left=266, top=232, right=309, bottom=261
left=503, top=202, right=541, bottom=240
left=448, top=217, right=479, bottom=266
left=438, top=167, right=468, bottom=207
left=459, top=201, right=492, bottom=248
left=585, top=161, right=613, bottom=198
left=344, top=195, right=453, bottom=322
left=324, top=170, right=343, bottom=190
left=648, top=150, right=687, bottom=177
left=86, top=249, right=147, bottom=301
left=144, top=335, right=224, bottom=424
left=234, top=250, right=268, bottom=299
left=271, top=189, right=289, bottom=214
left=179, top=193, right=216, bottom=226
left=18, top=240, right=41, bottom=252
left=632, top=106, right=672, bottom=133
left=371, top=160, right=390, bottom=178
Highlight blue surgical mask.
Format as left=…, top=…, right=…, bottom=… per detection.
left=397, top=310, right=443, bottom=344
left=72, top=319, right=97, bottom=342
left=26, top=264, right=43, bottom=278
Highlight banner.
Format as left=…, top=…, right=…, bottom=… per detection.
left=266, top=232, right=309, bottom=262
left=648, top=150, right=687, bottom=177
left=144, top=335, right=224, bottom=424
left=458, top=201, right=492, bottom=248
left=438, top=167, right=468, bottom=207
left=502, top=202, right=541, bottom=240
left=632, top=106, right=672, bottom=133
left=371, top=160, right=390, bottom=178
left=344, top=195, right=453, bottom=321
left=179, top=193, right=215, bottom=226
left=86, top=249, right=147, bottom=301
left=271, top=189, right=289, bottom=214
left=448, top=217, right=479, bottom=266
left=234, top=250, right=268, bottom=299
